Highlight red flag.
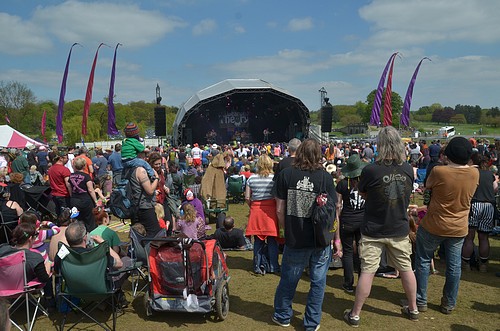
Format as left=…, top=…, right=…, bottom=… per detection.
left=41, top=110, right=47, bottom=136
left=41, top=110, right=47, bottom=143
left=82, top=43, right=105, bottom=136
left=383, top=55, right=397, bottom=127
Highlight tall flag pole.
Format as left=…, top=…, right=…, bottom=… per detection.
left=383, top=54, right=397, bottom=127
left=107, top=43, right=122, bottom=135
left=370, top=52, right=398, bottom=126
left=82, top=43, right=105, bottom=136
left=56, top=43, right=80, bottom=143
left=41, top=110, right=47, bottom=143
left=401, top=57, right=431, bottom=127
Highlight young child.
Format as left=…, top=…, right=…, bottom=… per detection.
left=174, top=203, right=205, bottom=239
left=121, top=122, right=155, bottom=179
left=19, top=211, right=60, bottom=262
left=408, top=204, right=437, bottom=274
left=154, top=203, right=170, bottom=230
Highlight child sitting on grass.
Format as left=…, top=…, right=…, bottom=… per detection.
left=121, top=122, right=155, bottom=179
left=174, top=203, right=205, bottom=240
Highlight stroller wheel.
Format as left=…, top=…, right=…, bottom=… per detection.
left=144, top=291, right=153, bottom=317
left=215, top=279, right=229, bottom=321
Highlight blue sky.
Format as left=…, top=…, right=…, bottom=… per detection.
left=1, top=0, right=499, bottom=114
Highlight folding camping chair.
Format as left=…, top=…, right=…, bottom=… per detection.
left=20, top=184, right=57, bottom=220
left=0, top=210, right=18, bottom=244
left=128, top=226, right=150, bottom=297
left=0, top=250, right=48, bottom=331
left=203, top=198, right=229, bottom=224
left=227, top=176, right=245, bottom=204
left=57, top=242, right=126, bottom=331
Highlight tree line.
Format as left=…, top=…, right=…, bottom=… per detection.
left=0, top=81, right=178, bottom=146
left=1, top=80, right=498, bottom=146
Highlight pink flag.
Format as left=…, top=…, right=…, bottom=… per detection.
left=383, top=55, right=397, bottom=127
left=5, top=115, right=10, bottom=124
left=82, top=43, right=105, bottom=136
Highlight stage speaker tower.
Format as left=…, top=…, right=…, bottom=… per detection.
left=321, top=104, right=333, bottom=132
left=154, top=106, right=166, bottom=136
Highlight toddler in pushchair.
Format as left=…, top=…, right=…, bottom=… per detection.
left=142, top=237, right=230, bottom=320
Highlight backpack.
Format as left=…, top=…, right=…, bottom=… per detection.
left=109, top=168, right=141, bottom=220
left=310, top=171, right=337, bottom=247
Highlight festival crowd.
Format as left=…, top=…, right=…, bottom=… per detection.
left=0, top=122, right=499, bottom=330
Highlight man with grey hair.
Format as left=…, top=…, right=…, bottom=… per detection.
left=274, top=138, right=301, bottom=177
left=58, top=221, right=129, bottom=307
left=344, top=126, right=418, bottom=327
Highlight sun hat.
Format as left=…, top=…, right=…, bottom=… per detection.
left=341, top=154, right=367, bottom=178
left=326, top=164, right=337, bottom=175
left=124, top=122, right=140, bottom=138
left=444, top=137, right=472, bottom=165
left=183, top=188, right=194, bottom=201
left=211, top=144, right=218, bottom=149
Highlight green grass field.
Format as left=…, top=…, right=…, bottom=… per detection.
left=21, top=202, right=500, bottom=331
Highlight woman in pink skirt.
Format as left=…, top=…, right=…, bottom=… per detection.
left=245, top=154, right=280, bottom=275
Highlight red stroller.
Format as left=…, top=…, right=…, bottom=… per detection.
left=142, top=237, right=230, bottom=320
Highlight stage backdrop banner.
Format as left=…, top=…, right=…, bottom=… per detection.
left=219, top=112, right=249, bottom=128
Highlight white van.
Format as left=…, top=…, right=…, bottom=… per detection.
left=438, top=126, right=455, bottom=138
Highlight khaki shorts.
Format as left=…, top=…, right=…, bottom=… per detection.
left=359, top=235, right=413, bottom=273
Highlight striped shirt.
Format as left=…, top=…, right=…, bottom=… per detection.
left=247, top=174, right=274, bottom=201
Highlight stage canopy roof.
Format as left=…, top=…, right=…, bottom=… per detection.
left=173, top=79, right=310, bottom=145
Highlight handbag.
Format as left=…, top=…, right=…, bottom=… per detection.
left=310, top=171, right=337, bottom=247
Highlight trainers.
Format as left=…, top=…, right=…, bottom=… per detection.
left=342, top=284, right=354, bottom=293
left=440, top=297, right=454, bottom=315
left=400, top=299, right=427, bottom=312
left=305, top=325, right=320, bottom=331
left=272, top=315, right=290, bottom=327
left=461, top=259, right=471, bottom=272
left=479, top=261, right=488, bottom=273
left=343, top=309, right=360, bottom=327
left=417, top=304, right=428, bottom=312
left=401, top=306, right=419, bottom=321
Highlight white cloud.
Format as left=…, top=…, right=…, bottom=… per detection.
left=192, top=19, right=217, bottom=36
left=32, top=0, right=186, bottom=48
left=359, top=0, right=500, bottom=47
left=0, top=13, right=52, bottom=55
left=287, top=17, right=314, bottom=31
left=233, top=25, right=246, bottom=34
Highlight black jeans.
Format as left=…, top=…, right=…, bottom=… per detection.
left=135, top=208, right=162, bottom=238
left=340, top=222, right=361, bottom=287
left=52, top=195, right=70, bottom=217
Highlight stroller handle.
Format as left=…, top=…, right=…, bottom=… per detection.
left=141, top=237, right=206, bottom=250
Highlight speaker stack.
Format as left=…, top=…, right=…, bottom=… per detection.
left=321, top=104, right=333, bottom=132
left=154, top=106, right=166, bottom=136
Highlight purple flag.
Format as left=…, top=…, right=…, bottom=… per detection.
left=383, top=55, right=397, bottom=127
left=400, top=57, right=430, bottom=127
left=83, top=43, right=105, bottom=136
left=370, top=52, right=398, bottom=126
left=56, top=43, right=80, bottom=143
left=107, top=43, right=121, bottom=135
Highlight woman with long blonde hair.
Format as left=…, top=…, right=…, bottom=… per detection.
left=245, top=154, right=280, bottom=275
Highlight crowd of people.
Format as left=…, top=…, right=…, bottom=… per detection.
left=0, top=122, right=499, bottom=330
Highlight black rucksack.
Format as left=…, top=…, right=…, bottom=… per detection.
left=109, top=168, right=140, bottom=220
